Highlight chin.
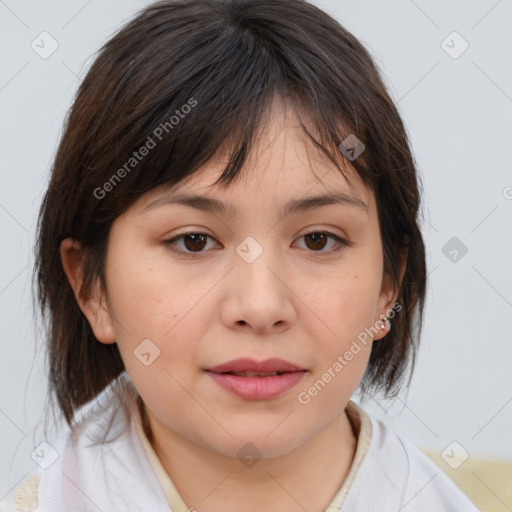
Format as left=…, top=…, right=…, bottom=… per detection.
left=199, top=426, right=300, bottom=460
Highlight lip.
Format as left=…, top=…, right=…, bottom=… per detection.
left=206, top=371, right=306, bottom=400
left=205, top=357, right=304, bottom=373
left=204, top=358, right=307, bottom=400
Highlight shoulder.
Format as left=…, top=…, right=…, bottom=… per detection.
left=393, top=431, right=479, bottom=511
left=1, top=375, right=139, bottom=512
left=343, top=404, right=479, bottom=512
left=0, top=471, right=41, bottom=512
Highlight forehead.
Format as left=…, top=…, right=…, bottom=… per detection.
left=139, top=99, right=374, bottom=215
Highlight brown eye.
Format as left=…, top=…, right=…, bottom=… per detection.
left=164, top=230, right=351, bottom=258
left=304, top=233, right=328, bottom=251
left=297, top=231, right=351, bottom=255
left=164, top=232, right=216, bottom=256
left=182, top=233, right=208, bottom=251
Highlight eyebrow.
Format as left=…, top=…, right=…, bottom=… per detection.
left=143, top=191, right=368, bottom=217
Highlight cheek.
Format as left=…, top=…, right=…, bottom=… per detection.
left=105, top=245, right=188, bottom=332
left=303, top=258, right=381, bottom=384
left=104, top=248, right=216, bottom=371
left=309, top=346, right=372, bottom=414
left=300, top=284, right=375, bottom=407
left=312, top=267, right=382, bottom=336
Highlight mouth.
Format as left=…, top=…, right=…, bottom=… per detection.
left=204, top=368, right=307, bottom=400
left=204, top=357, right=306, bottom=374
left=213, top=370, right=293, bottom=377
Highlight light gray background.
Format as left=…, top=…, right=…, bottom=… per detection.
left=1, top=0, right=511, bottom=499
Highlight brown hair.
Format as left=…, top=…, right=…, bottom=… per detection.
left=35, top=0, right=427, bottom=429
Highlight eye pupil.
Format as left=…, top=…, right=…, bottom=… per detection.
left=184, top=234, right=207, bottom=251
left=305, top=233, right=327, bottom=251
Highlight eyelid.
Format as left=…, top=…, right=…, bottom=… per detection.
left=163, top=229, right=353, bottom=257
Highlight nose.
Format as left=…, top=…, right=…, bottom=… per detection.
left=220, top=238, right=297, bottom=336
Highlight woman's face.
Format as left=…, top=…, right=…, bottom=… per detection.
left=67, top=104, right=399, bottom=460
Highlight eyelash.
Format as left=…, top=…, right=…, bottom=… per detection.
left=163, top=231, right=353, bottom=258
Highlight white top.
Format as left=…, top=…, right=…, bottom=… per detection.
left=1, top=372, right=479, bottom=512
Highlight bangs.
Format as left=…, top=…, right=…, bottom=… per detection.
left=66, top=0, right=383, bottom=234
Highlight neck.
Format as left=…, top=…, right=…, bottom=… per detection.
left=140, top=399, right=358, bottom=512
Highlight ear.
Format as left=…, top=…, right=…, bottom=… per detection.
left=60, top=238, right=116, bottom=344
left=373, top=249, right=407, bottom=340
